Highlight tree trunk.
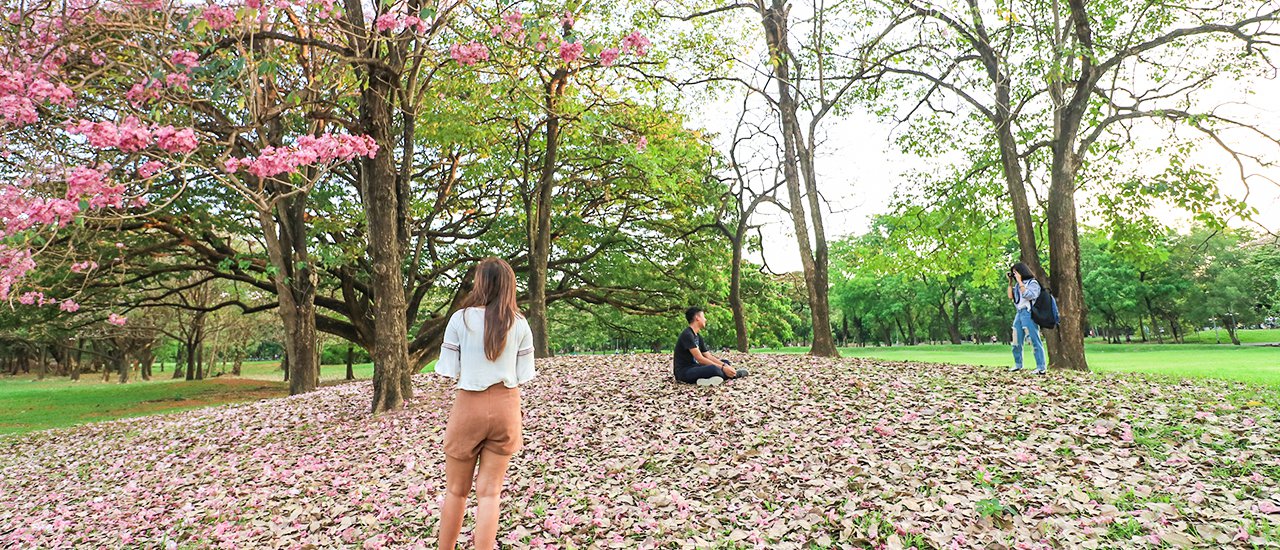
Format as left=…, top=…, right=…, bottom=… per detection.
left=36, top=345, right=46, bottom=381
left=905, top=307, right=917, bottom=346
left=1046, top=150, right=1089, bottom=371
left=985, top=39, right=1064, bottom=366
left=185, top=338, right=197, bottom=381
left=1226, top=315, right=1241, bottom=345
left=258, top=198, right=320, bottom=396
left=728, top=233, right=750, bottom=352
left=937, top=301, right=963, bottom=345
left=70, top=342, right=81, bottom=381
left=117, top=348, right=129, bottom=384
left=195, top=343, right=205, bottom=380
left=346, top=344, right=355, bottom=381
left=362, top=67, right=413, bottom=414
left=761, top=1, right=838, bottom=358
left=173, top=343, right=185, bottom=379
left=233, top=352, right=243, bottom=376
left=527, top=71, right=566, bottom=359
left=282, top=351, right=289, bottom=381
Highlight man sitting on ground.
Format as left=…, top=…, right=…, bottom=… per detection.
left=673, top=307, right=749, bottom=386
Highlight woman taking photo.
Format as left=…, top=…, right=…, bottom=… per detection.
left=1007, top=262, right=1047, bottom=375
left=436, top=258, right=535, bottom=549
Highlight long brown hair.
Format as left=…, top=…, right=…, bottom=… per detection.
left=459, top=258, right=521, bottom=361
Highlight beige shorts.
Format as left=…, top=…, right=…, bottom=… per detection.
left=443, top=384, right=522, bottom=461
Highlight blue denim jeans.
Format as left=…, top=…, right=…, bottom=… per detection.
left=675, top=364, right=726, bottom=384
left=1012, top=308, right=1046, bottom=372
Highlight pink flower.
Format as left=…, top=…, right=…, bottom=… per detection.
left=901, top=411, right=920, bottom=423
left=873, top=424, right=895, bottom=437
left=18, top=291, right=43, bottom=305
left=0, top=95, right=38, bottom=126
left=450, top=41, right=489, bottom=66
left=201, top=6, right=237, bottom=30
left=59, top=299, right=80, bottom=312
left=559, top=41, right=584, bottom=64
left=1259, top=500, right=1280, bottom=514
left=66, top=117, right=151, bottom=151
left=225, top=134, right=378, bottom=178
left=170, top=50, right=199, bottom=69
left=1194, top=411, right=1214, bottom=421
left=1014, top=450, right=1034, bottom=463
left=137, top=160, right=165, bottom=178
left=154, top=126, right=198, bottom=153
left=118, top=118, right=153, bottom=152
left=635, top=135, right=648, bottom=152
left=375, top=13, right=399, bottom=33
left=1234, top=527, right=1250, bottom=542
left=1146, top=534, right=1161, bottom=545
left=126, top=82, right=160, bottom=106
left=107, top=313, right=127, bottom=326
left=495, top=10, right=525, bottom=41
left=501, top=10, right=523, bottom=27
left=599, top=47, right=621, bottom=67
left=560, top=11, right=575, bottom=28
left=403, top=16, right=426, bottom=33
left=0, top=248, right=36, bottom=300
left=621, top=31, right=650, bottom=56
left=164, top=72, right=190, bottom=90
left=1119, top=423, right=1134, bottom=443
left=70, top=261, right=98, bottom=273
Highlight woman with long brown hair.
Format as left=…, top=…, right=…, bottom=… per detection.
left=435, top=258, right=535, bottom=549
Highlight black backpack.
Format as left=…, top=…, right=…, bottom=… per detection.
left=1031, top=286, right=1060, bottom=330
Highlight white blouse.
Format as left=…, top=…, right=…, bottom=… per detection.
left=435, top=307, right=536, bottom=391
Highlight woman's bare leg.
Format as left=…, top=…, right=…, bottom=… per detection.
left=472, top=449, right=513, bottom=549
left=438, top=455, right=477, bottom=550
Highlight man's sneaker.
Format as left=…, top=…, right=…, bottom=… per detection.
left=1009, top=366, right=1023, bottom=372
left=731, top=368, right=750, bottom=379
left=1034, top=370, right=1046, bottom=376
left=696, top=376, right=724, bottom=386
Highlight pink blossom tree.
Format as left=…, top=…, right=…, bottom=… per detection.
left=3, top=0, right=386, bottom=396
left=447, top=4, right=658, bottom=357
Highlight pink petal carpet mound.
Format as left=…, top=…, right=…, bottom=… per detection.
left=2, top=355, right=1278, bottom=548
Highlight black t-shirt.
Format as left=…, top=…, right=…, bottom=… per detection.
left=673, top=327, right=708, bottom=372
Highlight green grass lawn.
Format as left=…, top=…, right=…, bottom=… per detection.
left=0, top=377, right=288, bottom=436
left=0, top=360, right=435, bottom=435
left=1152, top=327, right=1280, bottom=344
left=760, top=342, right=1280, bottom=386
left=229, top=360, right=378, bottom=381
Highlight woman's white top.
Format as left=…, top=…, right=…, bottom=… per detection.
left=435, top=307, right=536, bottom=391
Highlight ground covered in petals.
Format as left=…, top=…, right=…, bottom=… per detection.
left=3, top=355, right=1280, bottom=549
